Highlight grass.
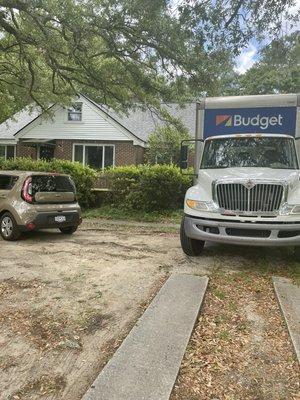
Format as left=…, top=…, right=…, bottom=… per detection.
left=82, top=205, right=183, bottom=224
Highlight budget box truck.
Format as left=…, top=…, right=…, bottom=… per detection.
left=180, top=93, right=300, bottom=257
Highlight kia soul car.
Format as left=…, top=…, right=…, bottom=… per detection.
left=0, top=171, right=82, bottom=240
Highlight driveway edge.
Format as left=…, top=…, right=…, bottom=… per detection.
left=273, top=276, right=300, bottom=364
left=82, top=273, right=208, bottom=400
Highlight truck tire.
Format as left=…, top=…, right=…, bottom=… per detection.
left=0, top=212, right=21, bottom=241
left=180, top=217, right=205, bottom=256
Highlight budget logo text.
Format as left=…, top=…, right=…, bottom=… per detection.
left=216, top=114, right=283, bottom=130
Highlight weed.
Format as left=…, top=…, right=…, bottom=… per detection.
left=213, top=288, right=226, bottom=300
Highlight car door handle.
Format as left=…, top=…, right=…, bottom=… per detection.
left=0, top=195, right=6, bottom=198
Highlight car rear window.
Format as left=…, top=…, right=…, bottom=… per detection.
left=0, top=175, right=18, bottom=190
left=31, top=175, right=76, bottom=194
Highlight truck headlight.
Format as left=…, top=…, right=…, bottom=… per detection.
left=186, top=199, right=209, bottom=211
left=291, top=205, right=300, bottom=214
left=279, top=204, right=300, bottom=215
left=186, top=199, right=218, bottom=212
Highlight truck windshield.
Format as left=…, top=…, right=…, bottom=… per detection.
left=201, top=137, right=298, bottom=169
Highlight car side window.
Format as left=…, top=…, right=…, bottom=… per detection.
left=0, top=175, right=17, bottom=190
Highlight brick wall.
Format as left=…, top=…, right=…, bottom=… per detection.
left=16, top=144, right=37, bottom=159
left=135, top=145, right=145, bottom=165
left=54, top=140, right=73, bottom=160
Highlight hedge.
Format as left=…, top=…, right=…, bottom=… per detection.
left=103, top=164, right=193, bottom=212
left=0, top=157, right=97, bottom=208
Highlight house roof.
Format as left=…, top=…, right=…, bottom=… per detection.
left=0, top=98, right=196, bottom=144
left=0, top=107, right=41, bottom=143
left=103, top=102, right=197, bottom=141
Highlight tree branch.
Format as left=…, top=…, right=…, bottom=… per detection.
left=224, top=0, right=244, bottom=28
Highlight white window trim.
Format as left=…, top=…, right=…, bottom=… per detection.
left=0, top=144, right=16, bottom=160
left=72, top=143, right=115, bottom=169
left=67, top=102, right=83, bottom=122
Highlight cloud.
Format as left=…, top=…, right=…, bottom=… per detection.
left=234, top=43, right=257, bottom=74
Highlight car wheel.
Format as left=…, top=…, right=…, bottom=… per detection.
left=180, top=217, right=205, bottom=256
left=0, top=212, right=21, bottom=241
left=59, top=226, right=78, bottom=234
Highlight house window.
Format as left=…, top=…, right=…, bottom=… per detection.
left=68, top=102, right=82, bottom=121
left=73, top=144, right=114, bottom=169
left=0, top=145, right=15, bottom=160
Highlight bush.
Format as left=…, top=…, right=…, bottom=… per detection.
left=0, top=157, right=97, bottom=208
left=103, top=164, right=193, bottom=212
left=147, top=125, right=191, bottom=165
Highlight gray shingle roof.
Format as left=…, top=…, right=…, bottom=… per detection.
left=104, top=103, right=196, bottom=142
left=0, top=107, right=40, bottom=142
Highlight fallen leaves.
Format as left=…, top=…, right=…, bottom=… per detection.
left=0, top=307, right=82, bottom=351
left=171, top=272, right=300, bottom=400
left=11, top=375, right=66, bottom=399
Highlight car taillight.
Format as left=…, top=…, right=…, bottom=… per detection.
left=22, top=177, right=33, bottom=203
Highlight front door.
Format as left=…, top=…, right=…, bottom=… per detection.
left=39, top=145, right=55, bottom=161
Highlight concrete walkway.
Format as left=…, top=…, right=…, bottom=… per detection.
left=82, top=274, right=208, bottom=400
left=273, top=276, right=300, bottom=363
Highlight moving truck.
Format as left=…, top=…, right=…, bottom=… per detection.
left=180, top=94, right=300, bottom=257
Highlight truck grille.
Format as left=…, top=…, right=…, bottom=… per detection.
left=216, top=183, right=284, bottom=213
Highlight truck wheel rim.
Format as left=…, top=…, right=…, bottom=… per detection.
left=1, top=217, right=13, bottom=237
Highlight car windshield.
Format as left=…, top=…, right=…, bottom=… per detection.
left=201, top=136, right=298, bottom=170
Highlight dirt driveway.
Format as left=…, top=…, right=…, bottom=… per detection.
left=0, top=220, right=299, bottom=399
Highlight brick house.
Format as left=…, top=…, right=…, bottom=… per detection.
left=0, top=94, right=196, bottom=169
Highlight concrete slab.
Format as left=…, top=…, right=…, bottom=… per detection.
left=82, top=273, right=208, bottom=400
left=273, top=276, right=300, bottom=363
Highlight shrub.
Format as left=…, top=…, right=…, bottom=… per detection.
left=0, top=157, right=97, bottom=208
left=147, top=125, right=191, bottom=165
left=103, top=164, right=193, bottom=212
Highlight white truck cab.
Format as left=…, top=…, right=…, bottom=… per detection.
left=180, top=94, right=300, bottom=257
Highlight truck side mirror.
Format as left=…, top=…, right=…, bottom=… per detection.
left=180, top=144, right=188, bottom=170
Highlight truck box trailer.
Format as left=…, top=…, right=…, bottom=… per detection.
left=180, top=93, right=300, bottom=257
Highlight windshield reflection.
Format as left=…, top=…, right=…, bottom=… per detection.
left=201, top=137, right=298, bottom=170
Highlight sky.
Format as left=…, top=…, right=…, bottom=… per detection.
left=169, top=0, right=300, bottom=75
left=235, top=0, right=300, bottom=74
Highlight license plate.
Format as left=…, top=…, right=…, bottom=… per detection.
left=55, top=215, right=66, bottom=223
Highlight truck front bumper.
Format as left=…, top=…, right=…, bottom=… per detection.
left=184, top=215, right=300, bottom=246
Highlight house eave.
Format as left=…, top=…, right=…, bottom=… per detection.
left=0, top=139, right=17, bottom=145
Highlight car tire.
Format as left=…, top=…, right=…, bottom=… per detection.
left=180, top=217, right=205, bottom=256
left=294, top=246, right=300, bottom=261
left=59, top=226, right=78, bottom=234
left=0, top=212, right=21, bottom=241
